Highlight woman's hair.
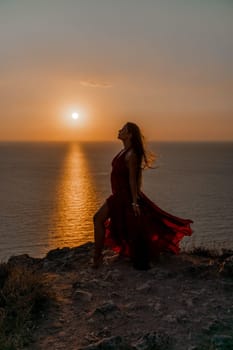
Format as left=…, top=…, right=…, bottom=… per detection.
left=126, top=122, right=155, bottom=169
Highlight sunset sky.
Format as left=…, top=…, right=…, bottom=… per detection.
left=0, top=0, right=232, bottom=141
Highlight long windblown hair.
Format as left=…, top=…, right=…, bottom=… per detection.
left=126, top=122, right=155, bottom=169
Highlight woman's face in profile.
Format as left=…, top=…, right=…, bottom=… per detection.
left=118, top=124, right=129, bottom=140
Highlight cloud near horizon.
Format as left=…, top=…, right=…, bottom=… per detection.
left=80, top=80, right=113, bottom=88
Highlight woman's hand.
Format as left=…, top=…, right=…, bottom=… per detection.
left=127, top=151, right=141, bottom=217
left=132, top=203, right=140, bottom=216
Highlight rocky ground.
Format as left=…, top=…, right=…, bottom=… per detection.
left=8, top=243, right=233, bottom=350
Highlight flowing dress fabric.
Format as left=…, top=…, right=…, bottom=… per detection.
left=105, top=150, right=193, bottom=262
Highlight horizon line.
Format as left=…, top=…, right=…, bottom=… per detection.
left=0, top=139, right=232, bottom=143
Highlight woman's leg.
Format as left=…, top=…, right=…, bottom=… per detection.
left=93, top=201, right=109, bottom=265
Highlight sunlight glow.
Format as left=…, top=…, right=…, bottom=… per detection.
left=72, top=112, right=79, bottom=120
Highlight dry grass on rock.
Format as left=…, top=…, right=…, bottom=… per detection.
left=0, top=262, right=53, bottom=350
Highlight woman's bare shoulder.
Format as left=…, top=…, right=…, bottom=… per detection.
left=125, top=149, right=137, bottom=164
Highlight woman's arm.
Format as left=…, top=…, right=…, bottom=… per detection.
left=127, top=151, right=141, bottom=216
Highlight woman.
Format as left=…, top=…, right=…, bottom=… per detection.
left=93, top=122, right=193, bottom=269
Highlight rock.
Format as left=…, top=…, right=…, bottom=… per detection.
left=97, top=280, right=113, bottom=288
left=184, top=298, right=194, bottom=308
left=90, top=301, right=121, bottom=321
left=202, top=318, right=222, bottom=334
left=133, top=331, right=171, bottom=350
left=148, top=267, right=172, bottom=279
left=81, top=279, right=99, bottom=289
left=124, top=302, right=137, bottom=311
left=220, top=280, right=233, bottom=293
left=44, top=242, right=93, bottom=270
left=211, top=335, right=233, bottom=349
left=176, top=309, right=188, bottom=322
left=7, top=254, right=41, bottom=268
left=4, top=242, right=233, bottom=350
left=162, top=314, right=177, bottom=323
left=72, top=280, right=83, bottom=289
left=73, top=289, right=93, bottom=302
left=124, top=302, right=152, bottom=313
left=110, top=291, right=122, bottom=299
left=220, top=256, right=233, bottom=278
left=96, top=326, right=112, bottom=339
left=104, top=269, right=122, bottom=281
left=84, top=278, right=113, bottom=289
left=0, top=307, right=6, bottom=321
left=46, top=247, right=71, bottom=260
left=183, top=263, right=210, bottom=278
left=153, top=302, right=162, bottom=312
left=73, top=242, right=93, bottom=254
left=79, top=335, right=133, bottom=349
left=136, top=281, right=152, bottom=292
left=0, top=263, right=8, bottom=289
left=45, top=242, right=93, bottom=261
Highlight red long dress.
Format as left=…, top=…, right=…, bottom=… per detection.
left=104, top=149, right=193, bottom=269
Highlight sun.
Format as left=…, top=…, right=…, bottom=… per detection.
left=72, top=112, right=79, bottom=120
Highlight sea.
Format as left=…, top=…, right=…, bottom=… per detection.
left=0, top=141, right=232, bottom=261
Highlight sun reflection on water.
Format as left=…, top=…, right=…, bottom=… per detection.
left=48, top=142, right=98, bottom=249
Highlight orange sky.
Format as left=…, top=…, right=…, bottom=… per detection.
left=0, top=1, right=232, bottom=141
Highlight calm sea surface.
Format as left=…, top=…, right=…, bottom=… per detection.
left=0, top=141, right=232, bottom=261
